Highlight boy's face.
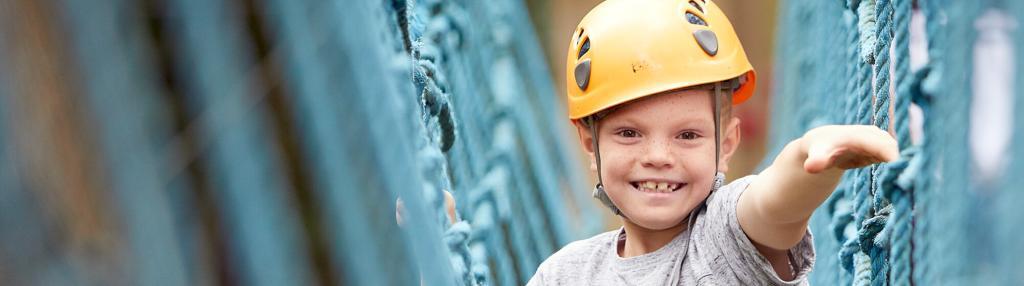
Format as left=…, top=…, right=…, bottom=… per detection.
left=577, top=89, right=741, bottom=231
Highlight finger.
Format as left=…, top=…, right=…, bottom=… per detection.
left=865, top=125, right=900, bottom=160
left=835, top=153, right=878, bottom=169
left=869, top=127, right=900, bottom=162
left=846, top=126, right=900, bottom=163
left=883, top=135, right=900, bottom=161
left=444, top=191, right=457, bottom=224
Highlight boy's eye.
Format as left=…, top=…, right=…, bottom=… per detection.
left=616, top=129, right=640, bottom=138
left=677, top=131, right=699, bottom=140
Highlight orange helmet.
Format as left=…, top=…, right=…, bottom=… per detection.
left=566, top=0, right=756, bottom=120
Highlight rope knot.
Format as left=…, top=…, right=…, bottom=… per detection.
left=859, top=208, right=891, bottom=252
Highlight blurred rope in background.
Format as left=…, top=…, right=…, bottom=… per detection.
left=0, top=0, right=601, bottom=285
left=771, top=0, right=1024, bottom=284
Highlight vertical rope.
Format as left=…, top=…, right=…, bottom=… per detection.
left=869, top=0, right=894, bottom=284
left=51, top=0, right=188, bottom=283
left=911, top=0, right=942, bottom=283
left=850, top=1, right=879, bottom=285
left=886, top=0, right=913, bottom=285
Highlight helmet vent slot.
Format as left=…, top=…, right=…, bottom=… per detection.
left=577, top=37, right=590, bottom=59
left=685, top=12, right=708, bottom=26
left=689, top=1, right=703, bottom=13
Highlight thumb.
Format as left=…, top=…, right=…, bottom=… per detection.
left=804, top=144, right=835, bottom=174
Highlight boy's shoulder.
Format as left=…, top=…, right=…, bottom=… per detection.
left=706, top=175, right=756, bottom=209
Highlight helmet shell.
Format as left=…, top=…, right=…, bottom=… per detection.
left=566, top=0, right=756, bottom=120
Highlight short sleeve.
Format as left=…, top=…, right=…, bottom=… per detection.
left=526, top=267, right=547, bottom=286
left=698, top=175, right=816, bottom=285
left=527, top=246, right=560, bottom=286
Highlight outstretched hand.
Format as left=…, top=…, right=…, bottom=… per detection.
left=801, top=125, right=900, bottom=174
left=739, top=124, right=900, bottom=253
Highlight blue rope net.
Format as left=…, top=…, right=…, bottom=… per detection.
left=0, top=0, right=599, bottom=285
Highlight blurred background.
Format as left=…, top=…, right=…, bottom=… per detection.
left=2, top=0, right=1023, bottom=285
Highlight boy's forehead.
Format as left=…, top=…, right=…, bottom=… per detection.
left=605, top=89, right=714, bottom=119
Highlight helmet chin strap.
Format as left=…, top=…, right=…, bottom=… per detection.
left=587, top=116, right=623, bottom=216
left=710, top=82, right=725, bottom=206
left=589, top=81, right=732, bottom=216
left=712, top=82, right=729, bottom=195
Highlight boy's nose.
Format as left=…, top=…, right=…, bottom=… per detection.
left=640, top=141, right=675, bottom=169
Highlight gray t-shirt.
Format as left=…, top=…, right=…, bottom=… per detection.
left=527, top=176, right=815, bottom=285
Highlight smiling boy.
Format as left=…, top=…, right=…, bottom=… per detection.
left=526, top=0, right=899, bottom=285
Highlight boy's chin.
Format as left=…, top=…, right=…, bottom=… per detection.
left=623, top=212, right=691, bottom=231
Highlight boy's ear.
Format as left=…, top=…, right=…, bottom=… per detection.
left=574, top=121, right=598, bottom=171
left=718, top=117, right=742, bottom=173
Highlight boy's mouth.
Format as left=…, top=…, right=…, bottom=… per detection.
left=629, top=181, right=684, bottom=193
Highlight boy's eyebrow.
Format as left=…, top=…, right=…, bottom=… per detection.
left=602, top=116, right=642, bottom=129
left=604, top=114, right=712, bottom=130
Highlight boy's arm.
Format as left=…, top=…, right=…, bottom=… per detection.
left=738, top=125, right=899, bottom=250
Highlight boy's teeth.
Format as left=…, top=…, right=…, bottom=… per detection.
left=636, top=181, right=677, bottom=192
